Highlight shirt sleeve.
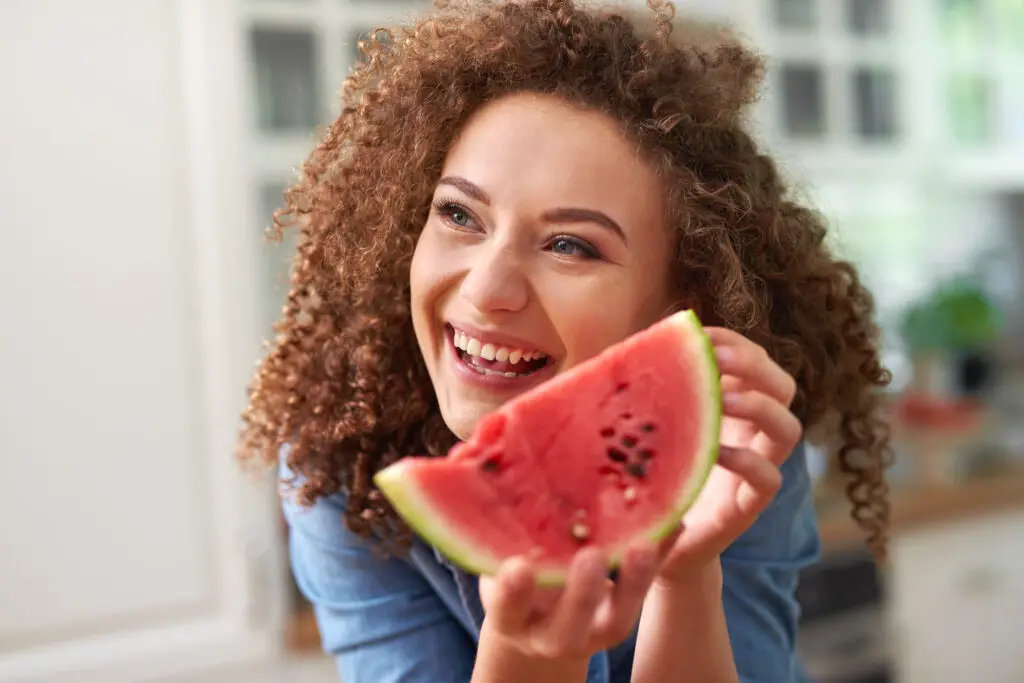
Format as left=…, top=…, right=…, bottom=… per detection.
left=720, top=442, right=822, bottom=683
left=282, top=482, right=477, bottom=683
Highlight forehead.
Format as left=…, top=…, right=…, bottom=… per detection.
left=440, top=93, right=665, bottom=226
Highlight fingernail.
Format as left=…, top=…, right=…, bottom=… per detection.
left=723, top=392, right=741, bottom=406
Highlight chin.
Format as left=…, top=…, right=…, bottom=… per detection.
left=437, top=396, right=494, bottom=442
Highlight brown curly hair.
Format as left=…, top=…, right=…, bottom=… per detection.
left=238, top=0, right=894, bottom=561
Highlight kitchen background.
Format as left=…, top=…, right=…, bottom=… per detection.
left=1, top=0, right=1021, bottom=682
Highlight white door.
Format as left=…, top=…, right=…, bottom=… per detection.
left=0, top=1, right=285, bottom=681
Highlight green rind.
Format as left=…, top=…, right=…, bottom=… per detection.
left=374, top=309, right=722, bottom=587
left=374, top=459, right=506, bottom=577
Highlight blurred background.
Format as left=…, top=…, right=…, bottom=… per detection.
left=1, top=0, right=1022, bottom=682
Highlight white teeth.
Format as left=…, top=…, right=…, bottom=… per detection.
left=451, top=328, right=548, bottom=369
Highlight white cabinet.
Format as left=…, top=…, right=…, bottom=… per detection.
left=889, top=510, right=1024, bottom=683
left=0, top=1, right=285, bottom=681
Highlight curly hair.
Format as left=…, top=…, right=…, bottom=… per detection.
left=238, top=0, right=894, bottom=561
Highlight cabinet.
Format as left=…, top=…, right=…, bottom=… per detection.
left=889, top=510, right=1024, bottom=683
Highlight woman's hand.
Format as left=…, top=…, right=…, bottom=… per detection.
left=478, top=535, right=676, bottom=662
left=656, top=326, right=803, bottom=585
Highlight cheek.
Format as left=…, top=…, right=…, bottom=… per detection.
left=545, top=270, right=673, bottom=365
left=409, top=227, right=460, bottom=347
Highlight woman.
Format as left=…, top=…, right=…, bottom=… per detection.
left=238, top=1, right=892, bottom=681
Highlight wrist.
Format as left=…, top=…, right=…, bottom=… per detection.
left=473, top=620, right=591, bottom=683
left=652, top=557, right=723, bottom=599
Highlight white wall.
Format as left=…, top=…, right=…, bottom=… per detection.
left=0, top=1, right=282, bottom=681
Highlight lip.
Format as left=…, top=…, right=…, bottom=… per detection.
left=443, top=324, right=558, bottom=392
left=445, top=321, right=553, bottom=357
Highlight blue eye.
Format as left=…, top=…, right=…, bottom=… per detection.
left=448, top=207, right=471, bottom=227
left=549, top=236, right=600, bottom=260
left=432, top=199, right=476, bottom=230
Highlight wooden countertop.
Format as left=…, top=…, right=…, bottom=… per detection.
left=816, top=470, right=1024, bottom=551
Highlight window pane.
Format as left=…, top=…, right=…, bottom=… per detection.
left=847, top=0, right=889, bottom=35
left=780, top=64, right=827, bottom=137
left=948, top=73, right=993, bottom=145
left=249, top=29, right=321, bottom=132
left=852, top=67, right=898, bottom=140
left=774, top=0, right=818, bottom=30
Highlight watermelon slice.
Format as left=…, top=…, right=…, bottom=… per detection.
left=374, top=310, right=721, bottom=586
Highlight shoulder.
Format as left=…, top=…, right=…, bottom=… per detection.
left=279, top=449, right=480, bottom=674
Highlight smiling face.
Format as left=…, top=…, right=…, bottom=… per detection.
left=410, top=92, right=674, bottom=439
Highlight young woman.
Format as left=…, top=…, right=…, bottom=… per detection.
left=238, top=1, right=892, bottom=681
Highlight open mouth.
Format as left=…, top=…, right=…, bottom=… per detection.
left=446, top=324, right=552, bottom=379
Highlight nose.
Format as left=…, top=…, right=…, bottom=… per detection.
left=458, top=240, right=530, bottom=314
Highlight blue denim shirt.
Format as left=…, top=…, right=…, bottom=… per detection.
left=281, top=442, right=821, bottom=683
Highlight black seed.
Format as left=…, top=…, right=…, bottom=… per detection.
left=606, top=447, right=628, bottom=463
left=600, top=427, right=615, bottom=438
left=627, top=463, right=647, bottom=478
left=641, top=423, right=656, bottom=433
left=480, top=457, right=501, bottom=473
left=621, top=435, right=638, bottom=448
left=637, top=449, right=654, bottom=461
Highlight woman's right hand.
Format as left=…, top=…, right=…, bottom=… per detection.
left=478, top=534, right=676, bottom=662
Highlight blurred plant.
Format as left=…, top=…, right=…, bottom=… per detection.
left=900, top=276, right=1003, bottom=353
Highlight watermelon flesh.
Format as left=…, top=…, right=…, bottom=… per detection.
left=373, top=309, right=722, bottom=586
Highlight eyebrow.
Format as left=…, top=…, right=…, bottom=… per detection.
left=436, top=175, right=628, bottom=243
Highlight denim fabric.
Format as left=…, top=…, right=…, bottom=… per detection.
left=281, top=442, right=820, bottom=683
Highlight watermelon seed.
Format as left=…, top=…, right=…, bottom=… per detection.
left=600, top=427, right=615, bottom=438
left=616, top=382, right=629, bottom=392
left=606, top=447, right=628, bottom=463
left=621, top=435, right=638, bottom=448
left=627, top=463, right=647, bottom=478
left=624, top=487, right=638, bottom=503
left=637, top=449, right=653, bottom=461
left=621, top=411, right=632, bottom=420
left=641, top=423, right=656, bottom=433
left=571, top=522, right=591, bottom=542
left=480, top=457, right=501, bottom=473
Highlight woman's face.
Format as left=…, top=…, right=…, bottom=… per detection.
left=410, top=92, right=674, bottom=439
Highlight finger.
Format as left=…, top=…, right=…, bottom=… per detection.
left=722, top=391, right=802, bottom=464
left=708, top=329, right=797, bottom=406
left=656, top=523, right=684, bottom=559
left=593, top=540, right=659, bottom=645
left=486, top=557, right=537, bottom=635
left=717, top=446, right=782, bottom=518
left=543, top=548, right=608, bottom=656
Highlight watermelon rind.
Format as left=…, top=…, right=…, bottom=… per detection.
left=374, top=309, right=722, bottom=587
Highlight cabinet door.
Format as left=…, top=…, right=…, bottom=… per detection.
left=0, top=1, right=283, bottom=681
left=890, top=510, right=1024, bottom=683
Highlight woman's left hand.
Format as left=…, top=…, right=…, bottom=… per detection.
left=655, top=327, right=803, bottom=585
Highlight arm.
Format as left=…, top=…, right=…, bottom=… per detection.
left=283, top=466, right=591, bottom=683
left=631, top=443, right=821, bottom=683
left=283, top=485, right=476, bottom=683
